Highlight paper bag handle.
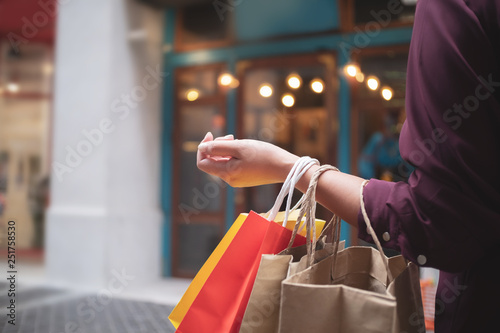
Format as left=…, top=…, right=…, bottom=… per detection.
left=288, top=167, right=394, bottom=285
left=359, top=179, right=393, bottom=282
left=287, top=165, right=340, bottom=266
left=266, top=156, right=318, bottom=226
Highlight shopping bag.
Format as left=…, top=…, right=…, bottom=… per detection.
left=277, top=178, right=425, bottom=333
left=168, top=211, right=319, bottom=329
left=172, top=157, right=324, bottom=333
left=239, top=240, right=345, bottom=333
left=176, top=211, right=309, bottom=333
left=239, top=165, right=344, bottom=333
left=168, top=213, right=249, bottom=329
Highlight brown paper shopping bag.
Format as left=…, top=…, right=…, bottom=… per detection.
left=239, top=231, right=346, bottom=333
left=239, top=166, right=345, bottom=333
left=277, top=175, right=425, bottom=333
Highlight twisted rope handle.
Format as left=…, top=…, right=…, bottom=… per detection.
left=359, top=179, right=393, bottom=283
left=286, top=165, right=340, bottom=266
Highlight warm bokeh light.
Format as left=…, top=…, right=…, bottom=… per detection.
left=282, top=93, right=295, bottom=107
left=355, top=72, right=365, bottom=83
left=186, top=89, right=200, bottom=101
left=42, top=63, right=54, bottom=75
left=381, top=87, right=393, bottom=101
left=286, top=73, right=302, bottom=89
left=366, top=76, right=380, bottom=90
left=259, top=84, right=273, bottom=97
left=310, top=78, right=324, bottom=93
left=344, top=64, right=359, bottom=78
left=6, top=83, right=19, bottom=93
left=218, top=73, right=234, bottom=87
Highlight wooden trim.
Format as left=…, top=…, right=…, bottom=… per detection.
left=341, top=0, right=415, bottom=33
left=172, top=6, right=342, bottom=53
left=0, top=92, right=52, bottom=100
left=172, top=213, right=226, bottom=224
left=352, top=44, right=410, bottom=58
left=339, top=0, right=355, bottom=32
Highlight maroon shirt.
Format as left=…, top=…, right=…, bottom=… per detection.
left=358, top=0, right=500, bottom=331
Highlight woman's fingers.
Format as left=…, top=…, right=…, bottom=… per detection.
left=197, top=132, right=214, bottom=164
left=214, top=134, right=234, bottom=141
left=198, top=139, right=242, bottom=159
left=212, top=134, right=234, bottom=160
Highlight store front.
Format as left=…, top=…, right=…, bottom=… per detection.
left=161, top=0, right=416, bottom=277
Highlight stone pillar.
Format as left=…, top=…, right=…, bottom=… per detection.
left=46, top=0, right=165, bottom=289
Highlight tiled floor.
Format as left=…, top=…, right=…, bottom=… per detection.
left=0, top=282, right=176, bottom=332
left=0, top=259, right=190, bottom=333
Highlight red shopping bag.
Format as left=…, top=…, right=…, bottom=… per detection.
left=176, top=211, right=307, bottom=333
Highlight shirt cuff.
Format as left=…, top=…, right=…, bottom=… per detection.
left=357, top=179, right=401, bottom=252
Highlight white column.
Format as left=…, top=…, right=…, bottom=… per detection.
left=46, top=0, right=165, bottom=289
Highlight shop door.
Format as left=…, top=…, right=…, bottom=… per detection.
left=171, top=64, right=228, bottom=277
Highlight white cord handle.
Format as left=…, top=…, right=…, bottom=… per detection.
left=267, top=156, right=319, bottom=226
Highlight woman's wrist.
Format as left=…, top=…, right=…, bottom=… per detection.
left=275, top=153, right=300, bottom=183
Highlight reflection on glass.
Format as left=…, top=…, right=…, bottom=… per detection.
left=241, top=60, right=334, bottom=213
left=356, top=51, right=411, bottom=182
left=179, top=105, right=225, bottom=212
left=178, top=224, right=221, bottom=272
left=178, top=67, right=221, bottom=100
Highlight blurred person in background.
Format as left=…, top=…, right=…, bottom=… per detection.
left=28, top=174, right=49, bottom=249
left=358, top=112, right=402, bottom=182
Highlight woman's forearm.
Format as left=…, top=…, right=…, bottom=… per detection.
left=295, top=164, right=365, bottom=227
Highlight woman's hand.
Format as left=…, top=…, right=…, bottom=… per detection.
left=197, top=132, right=299, bottom=187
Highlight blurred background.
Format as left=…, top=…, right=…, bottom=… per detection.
left=0, top=0, right=437, bottom=331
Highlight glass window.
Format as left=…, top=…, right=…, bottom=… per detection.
left=179, top=105, right=225, bottom=212
left=238, top=54, right=338, bottom=215
left=177, top=67, right=220, bottom=101
left=351, top=47, right=411, bottom=182
left=178, top=224, right=221, bottom=272
left=171, top=64, right=228, bottom=277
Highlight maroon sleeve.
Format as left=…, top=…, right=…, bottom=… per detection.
left=358, top=0, right=500, bottom=273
